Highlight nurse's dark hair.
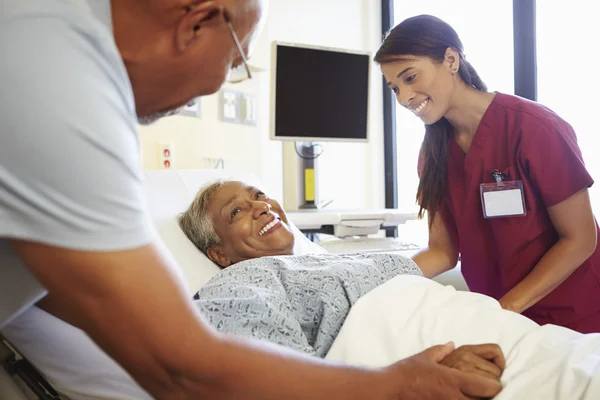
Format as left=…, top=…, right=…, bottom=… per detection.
left=375, top=15, right=487, bottom=224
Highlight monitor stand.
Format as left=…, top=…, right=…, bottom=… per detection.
left=297, top=142, right=319, bottom=209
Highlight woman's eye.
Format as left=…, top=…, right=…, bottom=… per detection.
left=256, top=191, right=268, bottom=199
left=391, top=87, right=399, bottom=94
left=230, top=208, right=241, bottom=218
left=405, top=74, right=417, bottom=83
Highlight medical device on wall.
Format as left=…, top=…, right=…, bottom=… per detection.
left=270, top=42, right=370, bottom=209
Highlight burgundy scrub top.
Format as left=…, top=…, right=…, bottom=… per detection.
left=440, top=92, right=600, bottom=333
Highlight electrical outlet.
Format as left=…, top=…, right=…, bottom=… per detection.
left=157, top=143, right=174, bottom=169
left=241, top=94, right=258, bottom=126
left=219, top=89, right=242, bottom=124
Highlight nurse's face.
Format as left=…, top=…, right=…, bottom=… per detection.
left=205, top=181, right=295, bottom=267
left=381, top=49, right=458, bottom=125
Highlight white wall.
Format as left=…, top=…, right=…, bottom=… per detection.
left=138, top=71, right=284, bottom=200
left=139, top=0, right=385, bottom=210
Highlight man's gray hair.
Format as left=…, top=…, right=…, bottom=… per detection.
left=179, top=180, right=226, bottom=253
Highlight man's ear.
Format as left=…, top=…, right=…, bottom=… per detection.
left=444, top=47, right=460, bottom=74
left=175, top=1, right=224, bottom=53
left=206, top=244, right=232, bottom=268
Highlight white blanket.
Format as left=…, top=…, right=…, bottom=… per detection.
left=325, top=275, right=600, bottom=400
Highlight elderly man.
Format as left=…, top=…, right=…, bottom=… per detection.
left=0, top=1, right=501, bottom=399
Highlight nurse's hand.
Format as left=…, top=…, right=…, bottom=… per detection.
left=382, top=342, right=503, bottom=399
left=440, top=344, right=506, bottom=381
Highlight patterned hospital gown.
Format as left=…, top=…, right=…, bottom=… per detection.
left=194, top=253, right=422, bottom=357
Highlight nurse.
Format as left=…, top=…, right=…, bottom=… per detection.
left=376, top=14, right=600, bottom=333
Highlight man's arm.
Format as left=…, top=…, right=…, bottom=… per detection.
left=14, top=239, right=371, bottom=399
left=13, top=240, right=501, bottom=400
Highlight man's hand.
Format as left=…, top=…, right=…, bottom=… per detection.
left=440, top=344, right=506, bottom=381
left=382, top=343, right=503, bottom=399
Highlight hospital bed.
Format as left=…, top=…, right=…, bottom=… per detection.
left=0, top=169, right=468, bottom=400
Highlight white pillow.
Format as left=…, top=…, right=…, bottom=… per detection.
left=1, top=169, right=327, bottom=400
left=154, top=216, right=221, bottom=294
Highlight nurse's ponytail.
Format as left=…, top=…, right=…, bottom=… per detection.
left=375, top=14, right=487, bottom=224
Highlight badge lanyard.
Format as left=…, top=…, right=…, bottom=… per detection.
left=480, top=169, right=527, bottom=218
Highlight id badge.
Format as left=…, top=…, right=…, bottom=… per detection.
left=480, top=170, right=526, bottom=219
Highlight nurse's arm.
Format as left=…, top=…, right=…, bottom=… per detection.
left=498, top=188, right=597, bottom=313
left=412, top=212, right=459, bottom=278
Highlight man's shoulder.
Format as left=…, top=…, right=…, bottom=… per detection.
left=2, top=0, right=126, bottom=87
left=1, top=0, right=135, bottom=140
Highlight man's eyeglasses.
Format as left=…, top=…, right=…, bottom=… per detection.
left=223, top=9, right=252, bottom=83
left=185, top=5, right=252, bottom=84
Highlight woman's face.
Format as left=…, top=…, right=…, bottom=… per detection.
left=206, top=181, right=295, bottom=267
left=381, top=50, right=458, bottom=125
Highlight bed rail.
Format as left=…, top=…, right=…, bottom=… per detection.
left=1, top=337, right=64, bottom=400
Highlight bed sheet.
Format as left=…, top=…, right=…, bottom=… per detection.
left=326, top=275, right=600, bottom=399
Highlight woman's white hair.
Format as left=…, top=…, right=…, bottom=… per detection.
left=178, top=180, right=226, bottom=252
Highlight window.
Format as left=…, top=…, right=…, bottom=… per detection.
left=536, top=2, right=600, bottom=211
left=391, top=1, right=515, bottom=212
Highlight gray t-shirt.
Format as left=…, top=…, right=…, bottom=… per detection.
left=0, top=0, right=155, bottom=328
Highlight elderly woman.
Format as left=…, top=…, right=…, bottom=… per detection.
left=178, top=180, right=505, bottom=377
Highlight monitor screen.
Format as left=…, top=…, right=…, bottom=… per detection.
left=270, top=43, right=370, bottom=142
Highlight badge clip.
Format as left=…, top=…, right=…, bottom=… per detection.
left=491, top=169, right=507, bottom=184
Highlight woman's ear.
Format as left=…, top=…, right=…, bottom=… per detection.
left=175, top=1, right=224, bottom=53
left=206, top=245, right=232, bottom=268
left=444, top=47, right=460, bottom=74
